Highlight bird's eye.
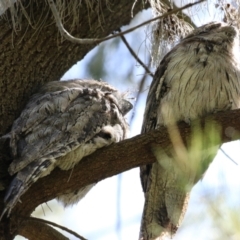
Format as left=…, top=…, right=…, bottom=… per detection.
left=98, top=131, right=112, bottom=139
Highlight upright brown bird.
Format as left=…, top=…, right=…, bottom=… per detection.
left=1, top=79, right=132, bottom=218
left=140, top=22, right=240, bottom=239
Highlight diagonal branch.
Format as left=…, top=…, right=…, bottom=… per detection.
left=119, top=28, right=154, bottom=77
left=11, top=108, right=240, bottom=213
left=219, top=147, right=238, bottom=165
left=1, top=108, right=240, bottom=238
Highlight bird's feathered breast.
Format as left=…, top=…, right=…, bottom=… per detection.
left=142, top=23, right=240, bottom=134
left=139, top=22, right=240, bottom=240
left=141, top=22, right=240, bottom=193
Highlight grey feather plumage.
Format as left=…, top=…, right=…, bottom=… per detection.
left=140, top=22, right=240, bottom=239
left=2, top=79, right=132, bottom=217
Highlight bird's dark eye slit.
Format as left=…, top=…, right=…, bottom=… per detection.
left=98, top=131, right=112, bottom=139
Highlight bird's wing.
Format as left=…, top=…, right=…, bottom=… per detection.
left=140, top=22, right=240, bottom=240
left=139, top=44, right=192, bottom=239
left=140, top=52, right=171, bottom=193
left=8, top=87, right=121, bottom=175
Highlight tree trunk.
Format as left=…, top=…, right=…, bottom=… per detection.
left=0, top=1, right=148, bottom=239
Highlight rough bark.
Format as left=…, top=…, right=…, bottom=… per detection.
left=0, top=0, right=147, bottom=136
left=19, top=219, right=69, bottom=240
left=0, top=1, right=239, bottom=240
left=1, top=106, right=240, bottom=239
left=0, top=0, right=149, bottom=239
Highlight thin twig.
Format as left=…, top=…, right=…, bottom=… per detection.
left=45, top=202, right=53, bottom=212
left=173, top=2, right=197, bottom=29
left=160, top=0, right=197, bottom=28
left=40, top=204, right=45, bottom=217
left=47, top=0, right=205, bottom=45
left=131, top=0, right=139, bottom=18
left=220, top=147, right=238, bottom=165
left=20, top=216, right=88, bottom=240
left=129, top=59, right=151, bottom=126
left=119, top=28, right=154, bottom=77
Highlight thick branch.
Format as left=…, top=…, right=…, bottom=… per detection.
left=4, top=108, right=239, bottom=235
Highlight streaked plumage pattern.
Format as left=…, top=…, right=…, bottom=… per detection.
left=2, top=79, right=132, bottom=217
left=140, top=22, right=240, bottom=239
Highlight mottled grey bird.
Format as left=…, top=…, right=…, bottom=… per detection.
left=1, top=79, right=132, bottom=218
left=140, top=22, right=240, bottom=240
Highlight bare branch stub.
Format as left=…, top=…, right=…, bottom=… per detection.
left=19, top=216, right=87, bottom=240
left=19, top=218, right=69, bottom=240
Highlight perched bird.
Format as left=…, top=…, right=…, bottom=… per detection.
left=140, top=22, right=240, bottom=239
left=1, top=79, right=132, bottom=217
